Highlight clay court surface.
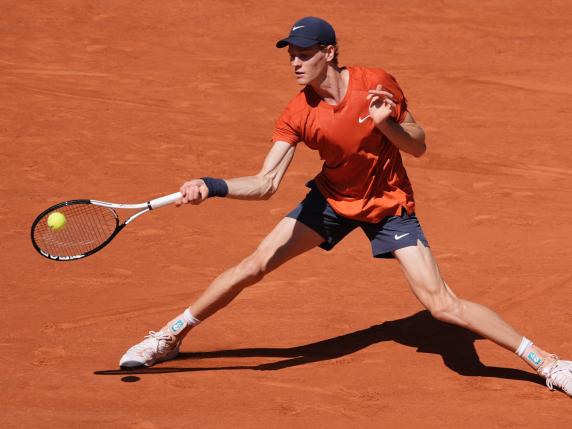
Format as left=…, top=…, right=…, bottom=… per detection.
left=2, top=0, right=571, bottom=427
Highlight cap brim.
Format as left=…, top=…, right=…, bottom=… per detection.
left=275, top=36, right=320, bottom=49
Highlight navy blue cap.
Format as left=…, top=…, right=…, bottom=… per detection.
left=276, top=17, right=336, bottom=48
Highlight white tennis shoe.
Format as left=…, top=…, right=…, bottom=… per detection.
left=538, top=357, right=572, bottom=397
left=119, top=331, right=180, bottom=368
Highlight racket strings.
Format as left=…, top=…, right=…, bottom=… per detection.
left=33, top=204, right=118, bottom=257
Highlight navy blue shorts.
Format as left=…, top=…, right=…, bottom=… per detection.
left=286, top=181, right=429, bottom=259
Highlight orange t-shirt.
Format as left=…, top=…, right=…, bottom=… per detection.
left=272, top=66, right=415, bottom=223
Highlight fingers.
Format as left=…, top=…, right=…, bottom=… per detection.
left=366, top=90, right=393, bottom=101
left=367, top=84, right=394, bottom=101
left=368, top=94, right=396, bottom=110
left=367, top=89, right=397, bottom=125
left=176, top=179, right=207, bottom=206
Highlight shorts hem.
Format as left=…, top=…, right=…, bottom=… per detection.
left=285, top=213, right=333, bottom=250
left=373, top=238, right=430, bottom=259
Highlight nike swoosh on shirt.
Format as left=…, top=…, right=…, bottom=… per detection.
left=394, top=233, right=410, bottom=240
left=358, top=115, right=370, bottom=123
left=292, top=26, right=305, bottom=31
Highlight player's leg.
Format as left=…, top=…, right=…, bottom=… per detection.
left=119, top=181, right=355, bottom=369
left=394, top=241, right=522, bottom=350
left=119, top=217, right=325, bottom=368
left=394, top=241, right=572, bottom=396
left=187, top=216, right=325, bottom=321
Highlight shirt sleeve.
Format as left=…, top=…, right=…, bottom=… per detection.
left=371, top=69, right=409, bottom=124
left=271, top=98, right=303, bottom=145
left=389, top=76, right=408, bottom=123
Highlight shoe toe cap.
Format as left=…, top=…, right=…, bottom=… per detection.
left=119, top=353, right=148, bottom=369
left=120, top=360, right=146, bottom=369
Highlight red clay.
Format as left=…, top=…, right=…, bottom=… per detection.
left=2, top=1, right=571, bottom=427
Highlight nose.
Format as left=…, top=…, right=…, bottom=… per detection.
left=291, top=56, right=302, bottom=67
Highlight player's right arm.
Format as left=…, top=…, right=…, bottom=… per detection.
left=176, top=140, right=296, bottom=205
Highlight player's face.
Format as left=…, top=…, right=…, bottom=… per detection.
left=288, top=44, right=328, bottom=85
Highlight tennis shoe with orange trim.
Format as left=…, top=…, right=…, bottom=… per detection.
left=538, top=357, right=572, bottom=397
left=119, top=331, right=180, bottom=368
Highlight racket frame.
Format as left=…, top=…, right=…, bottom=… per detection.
left=31, top=192, right=181, bottom=261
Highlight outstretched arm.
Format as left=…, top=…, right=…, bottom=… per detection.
left=176, top=140, right=296, bottom=205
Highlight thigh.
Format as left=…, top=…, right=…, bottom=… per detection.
left=393, top=240, right=457, bottom=306
left=286, top=181, right=357, bottom=251
left=257, top=216, right=326, bottom=273
left=361, top=211, right=429, bottom=259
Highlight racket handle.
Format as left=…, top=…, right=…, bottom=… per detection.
left=149, top=192, right=182, bottom=210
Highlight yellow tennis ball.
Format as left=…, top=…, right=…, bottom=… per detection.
left=47, top=211, right=67, bottom=230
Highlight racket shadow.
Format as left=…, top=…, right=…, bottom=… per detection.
left=95, top=310, right=543, bottom=385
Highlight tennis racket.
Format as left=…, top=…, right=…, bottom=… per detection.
left=31, top=192, right=182, bottom=261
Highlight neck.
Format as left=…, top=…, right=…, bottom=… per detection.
left=310, top=65, right=348, bottom=105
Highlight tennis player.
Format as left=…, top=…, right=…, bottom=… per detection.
left=120, top=17, right=571, bottom=397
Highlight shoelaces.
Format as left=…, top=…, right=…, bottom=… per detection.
left=545, top=361, right=572, bottom=392
left=131, top=331, right=173, bottom=355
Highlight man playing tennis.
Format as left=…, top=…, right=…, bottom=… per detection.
left=120, top=17, right=572, bottom=397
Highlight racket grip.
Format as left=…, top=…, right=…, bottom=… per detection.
left=149, top=192, right=182, bottom=210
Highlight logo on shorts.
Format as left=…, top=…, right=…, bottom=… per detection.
left=170, top=319, right=185, bottom=334
left=394, top=233, right=410, bottom=240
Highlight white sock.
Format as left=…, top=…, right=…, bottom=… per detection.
left=166, top=308, right=201, bottom=336
left=515, top=337, right=532, bottom=357
left=183, top=308, right=201, bottom=326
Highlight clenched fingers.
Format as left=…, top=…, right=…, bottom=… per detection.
left=367, top=84, right=394, bottom=101
left=369, top=94, right=396, bottom=110
left=176, top=180, right=208, bottom=206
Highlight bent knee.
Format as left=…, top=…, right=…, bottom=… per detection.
left=236, top=252, right=269, bottom=284
left=427, top=296, right=463, bottom=324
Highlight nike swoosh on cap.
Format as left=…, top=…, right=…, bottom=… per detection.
left=292, top=25, right=305, bottom=31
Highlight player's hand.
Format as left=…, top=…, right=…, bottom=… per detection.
left=176, top=179, right=209, bottom=206
left=366, top=84, right=396, bottom=126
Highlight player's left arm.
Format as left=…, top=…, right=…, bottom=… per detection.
left=367, top=85, right=426, bottom=157
left=380, top=111, right=426, bottom=158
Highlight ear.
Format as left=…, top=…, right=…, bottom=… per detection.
left=324, top=45, right=336, bottom=62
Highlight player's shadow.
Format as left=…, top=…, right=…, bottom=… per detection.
left=95, top=310, right=543, bottom=385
